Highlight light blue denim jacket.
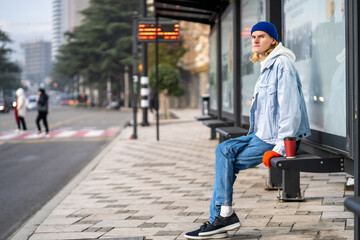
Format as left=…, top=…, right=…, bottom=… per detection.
left=248, top=43, right=311, bottom=156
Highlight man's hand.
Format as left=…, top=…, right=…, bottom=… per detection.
left=262, top=151, right=282, bottom=168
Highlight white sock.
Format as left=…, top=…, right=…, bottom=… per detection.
left=220, top=205, right=233, bottom=218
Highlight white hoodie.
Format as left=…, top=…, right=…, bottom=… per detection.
left=16, top=88, right=26, bottom=117
left=260, top=42, right=296, bottom=72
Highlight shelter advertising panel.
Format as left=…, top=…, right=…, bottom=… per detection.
left=283, top=0, right=346, bottom=137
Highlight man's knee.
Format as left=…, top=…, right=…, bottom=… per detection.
left=215, top=142, right=227, bottom=156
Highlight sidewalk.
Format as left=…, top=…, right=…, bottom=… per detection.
left=19, top=109, right=354, bottom=239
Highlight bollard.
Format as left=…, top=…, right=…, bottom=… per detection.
left=140, top=76, right=150, bottom=126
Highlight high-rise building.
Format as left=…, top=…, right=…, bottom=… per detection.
left=52, top=0, right=90, bottom=61
left=21, top=41, right=52, bottom=83
left=65, top=0, right=89, bottom=32
left=52, top=0, right=65, bottom=61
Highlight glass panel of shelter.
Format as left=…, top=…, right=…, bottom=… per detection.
left=283, top=0, right=346, bottom=138
left=209, top=25, right=218, bottom=112
left=209, top=0, right=347, bottom=152
left=221, top=5, right=234, bottom=114
left=240, top=0, right=266, bottom=120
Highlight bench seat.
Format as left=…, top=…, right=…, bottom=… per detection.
left=194, top=115, right=215, bottom=121
left=202, top=120, right=234, bottom=139
left=215, top=126, right=248, bottom=138
left=270, top=154, right=345, bottom=173
left=269, top=153, right=344, bottom=201
left=215, top=126, right=248, bottom=143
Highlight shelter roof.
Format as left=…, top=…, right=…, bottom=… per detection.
left=154, top=0, right=229, bottom=24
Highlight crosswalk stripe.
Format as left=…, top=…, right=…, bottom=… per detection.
left=0, top=129, right=120, bottom=141
left=24, top=133, right=44, bottom=139
left=53, top=130, right=77, bottom=138
left=83, top=130, right=104, bottom=137
left=0, top=133, right=19, bottom=140
left=11, top=132, right=34, bottom=140
left=101, top=129, right=119, bottom=137
left=71, top=130, right=89, bottom=138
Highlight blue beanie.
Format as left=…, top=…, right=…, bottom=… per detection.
left=251, top=21, right=278, bottom=42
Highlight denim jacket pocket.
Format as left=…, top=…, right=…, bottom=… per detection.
left=267, top=84, right=277, bottom=94
left=267, top=84, right=277, bottom=110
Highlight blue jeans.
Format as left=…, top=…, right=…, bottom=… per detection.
left=209, top=134, right=274, bottom=222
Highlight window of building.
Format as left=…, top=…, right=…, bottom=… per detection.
left=283, top=0, right=346, bottom=138
left=240, top=0, right=266, bottom=119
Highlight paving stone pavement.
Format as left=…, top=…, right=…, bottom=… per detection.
left=26, top=109, right=354, bottom=240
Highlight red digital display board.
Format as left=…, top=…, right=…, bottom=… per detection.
left=138, top=21, right=180, bottom=42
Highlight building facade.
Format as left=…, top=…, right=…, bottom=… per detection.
left=51, top=0, right=90, bottom=61
left=171, top=21, right=210, bottom=108
left=21, top=41, right=52, bottom=84
left=52, top=0, right=65, bottom=61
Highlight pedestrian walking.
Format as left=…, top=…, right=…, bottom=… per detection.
left=184, top=21, right=311, bottom=239
left=149, top=90, right=158, bottom=113
left=14, top=88, right=27, bottom=132
left=36, top=88, right=49, bottom=136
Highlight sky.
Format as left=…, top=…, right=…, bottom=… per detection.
left=0, top=0, right=52, bottom=62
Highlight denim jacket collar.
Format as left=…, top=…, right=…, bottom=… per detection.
left=260, top=42, right=296, bottom=72
left=261, top=58, right=277, bottom=73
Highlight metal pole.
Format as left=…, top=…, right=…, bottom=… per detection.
left=107, top=77, right=112, bottom=106
left=216, top=13, right=222, bottom=119
left=352, top=0, right=360, bottom=237
left=155, top=15, right=160, bottom=141
left=141, top=0, right=150, bottom=126
left=234, top=0, right=241, bottom=127
left=132, top=12, right=138, bottom=139
left=124, top=65, right=129, bottom=107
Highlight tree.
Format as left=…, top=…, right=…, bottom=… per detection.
left=149, top=64, right=184, bottom=97
left=53, top=0, right=140, bottom=104
left=0, top=29, right=21, bottom=96
left=147, top=41, right=186, bottom=70
left=149, top=64, right=185, bottom=118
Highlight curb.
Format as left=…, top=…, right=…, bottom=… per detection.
left=9, top=126, right=131, bottom=240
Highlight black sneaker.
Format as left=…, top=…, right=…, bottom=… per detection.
left=198, top=213, right=241, bottom=236
left=184, top=222, right=229, bottom=239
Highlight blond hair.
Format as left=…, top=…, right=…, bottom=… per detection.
left=249, top=42, right=279, bottom=63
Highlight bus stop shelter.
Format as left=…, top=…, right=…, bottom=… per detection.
left=154, top=0, right=360, bottom=238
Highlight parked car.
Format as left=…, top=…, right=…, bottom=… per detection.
left=110, top=99, right=121, bottom=110
left=60, top=94, right=71, bottom=105
left=6, top=97, right=16, bottom=110
left=74, top=94, right=90, bottom=107
left=0, top=98, right=10, bottom=113
left=109, top=98, right=124, bottom=110
left=26, top=95, right=38, bottom=110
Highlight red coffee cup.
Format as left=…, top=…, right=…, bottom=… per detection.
left=284, top=137, right=296, bottom=158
